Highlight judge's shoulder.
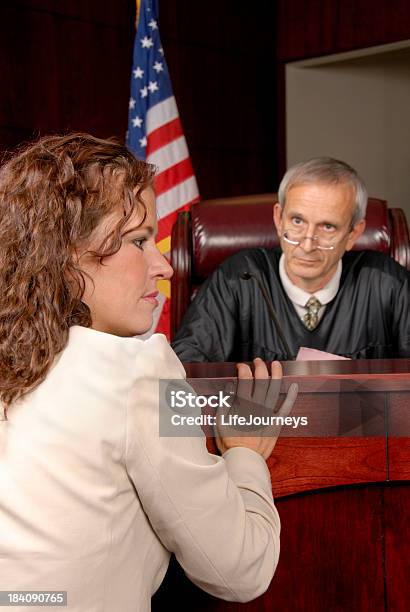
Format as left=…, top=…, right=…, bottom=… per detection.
left=342, top=250, right=409, bottom=279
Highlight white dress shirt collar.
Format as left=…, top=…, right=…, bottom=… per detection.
left=279, top=254, right=342, bottom=308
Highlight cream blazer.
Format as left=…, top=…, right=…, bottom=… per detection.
left=0, top=326, right=280, bottom=611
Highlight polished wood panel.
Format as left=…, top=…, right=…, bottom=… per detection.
left=384, top=486, right=410, bottom=612
left=271, top=486, right=386, bottom=612
left=268, top=437, right=386, bottom=497
left=184, top=358, right=410, bottom=379
left=152, top=363, right=410, bottom=610
left=388, top=392, right=410, bottom=481
left=199, top=361, right=409, bottom=498
left=153, top=484, right=396, bottom=612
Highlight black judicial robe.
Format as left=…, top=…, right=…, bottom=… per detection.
left=172, top=249, right=410, bottom=362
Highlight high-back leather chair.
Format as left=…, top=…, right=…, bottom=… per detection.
left=170, top=194, right=410, bottom=339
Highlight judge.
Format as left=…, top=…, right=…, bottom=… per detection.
left=172, top=157, right=410, bottom=362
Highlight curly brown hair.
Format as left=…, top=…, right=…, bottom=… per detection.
left=0, top=132, right=155, bottom=410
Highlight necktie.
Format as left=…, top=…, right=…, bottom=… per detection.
left=303, top=296, right=322, bottom=330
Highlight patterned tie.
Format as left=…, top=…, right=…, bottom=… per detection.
left=303, top=296, right=322, bottom=330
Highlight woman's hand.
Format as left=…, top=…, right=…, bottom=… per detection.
left=215, top=358, right=298, bottom=460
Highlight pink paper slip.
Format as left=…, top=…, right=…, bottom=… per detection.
left=296, top=347, right=351, bottom=361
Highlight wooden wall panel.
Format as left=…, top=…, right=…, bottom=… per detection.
left=384, top=486, right=410, bottom=612
left=0, top=0, right=278, bottom=199
left=159, top=1, right=278, bottom=198
left=1, top=1, right=410, bottom=212
left=152, top=485, right=388, bottom=611
left=0, top=0, right=134, bottom=153
left=276, top=0, right=410, bottom=62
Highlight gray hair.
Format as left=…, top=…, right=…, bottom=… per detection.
left=278, top=157, right=368, bottom=225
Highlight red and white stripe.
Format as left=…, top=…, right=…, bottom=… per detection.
left=142, top=95, right=199, bottom=337
left=146, top=96, right=199, bottom=244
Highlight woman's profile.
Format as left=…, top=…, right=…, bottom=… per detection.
left=0, top=133, right=296, bottom=611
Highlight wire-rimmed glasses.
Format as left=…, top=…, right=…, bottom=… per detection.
left=282, top=227, right=353, bottom=251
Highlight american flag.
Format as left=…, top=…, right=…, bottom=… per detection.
left=127, top=0, right=199, bottom=338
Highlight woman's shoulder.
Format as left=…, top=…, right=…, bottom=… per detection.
left=10, top=327, right=185, bottom=428
left=132, top=333, right=186, bottom=380
left=66, top=326, right=185, bottom=382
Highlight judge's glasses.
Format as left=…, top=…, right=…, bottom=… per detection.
left=282, top=227, right=353, bottom=251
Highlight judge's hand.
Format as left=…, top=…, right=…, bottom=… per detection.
left=215, top=358, right=298, bottom=460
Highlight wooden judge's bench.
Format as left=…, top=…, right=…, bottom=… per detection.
left=152, top=359, right=410, bottom=612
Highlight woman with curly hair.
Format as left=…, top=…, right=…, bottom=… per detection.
left=0, top=133, right=296, bottom=611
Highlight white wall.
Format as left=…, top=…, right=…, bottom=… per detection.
left=286, top=41, right=410, bottom=222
